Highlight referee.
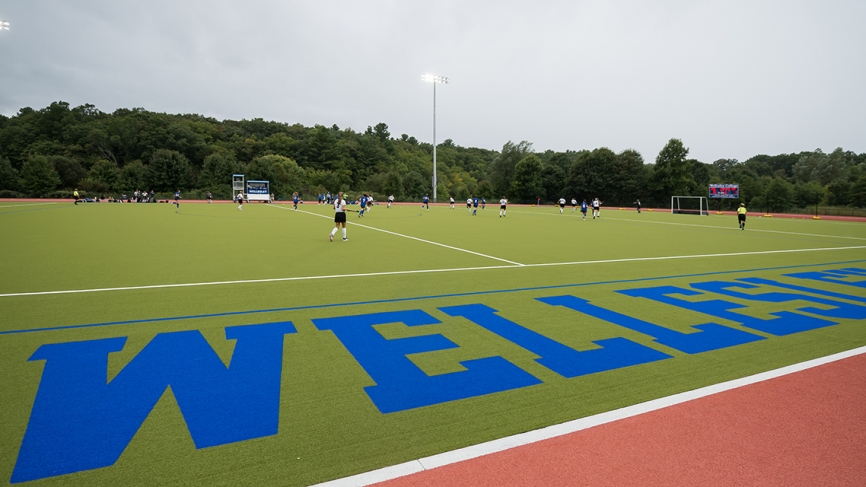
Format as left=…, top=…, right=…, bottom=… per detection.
left=737, top=203, right=747, bottom=230
left=329, top=192, right=348, bottom=242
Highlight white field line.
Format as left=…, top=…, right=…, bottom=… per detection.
left=311, top=345, right=866, bottom=487
left=269, top=204, right=524, bottom=266
left=1, top=245, right=863, bottom=298
left=0, top=202, right=59, bottom=209
left=509, top=209, right=866, bottom=242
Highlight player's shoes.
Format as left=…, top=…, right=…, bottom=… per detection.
left=342, top=237, right=349, bottom=241
left=329, top=233, right=333, bottom=242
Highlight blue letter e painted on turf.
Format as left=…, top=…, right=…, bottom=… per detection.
left=312, top=310, right=541, bottom=413
left=11, top=322, right=295, bottom=483
left=440, top=304, right=671, bottom=378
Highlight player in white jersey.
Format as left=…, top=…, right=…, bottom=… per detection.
left=387, top=195, right=394, bottom=208
left=467, top=198, right=472, bottom=212
left=571, top=198, right=577, bottom=212
left=499, top=197, right=507, bottom=217
left=329, top=192, right=349, bottom=242
left=592, top=198, right=602, bottom=219
left=558, top=197, right=566, bottom=214
left=236, top=191, right=244, bottom=210
left=449, top=196, right=455, bottom=209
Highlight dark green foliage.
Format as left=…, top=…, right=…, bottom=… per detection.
left=147, top=149, right=193, bottom=191
left=510, top=154, right=544, bottom=202
left=21, top=156, right=61, bottom=196
left=0, top=157, right=21, bottom=191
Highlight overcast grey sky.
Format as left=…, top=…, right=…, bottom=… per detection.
left=1, top=1, right=864, bottom=163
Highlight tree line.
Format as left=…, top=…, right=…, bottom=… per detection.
left=1, top=101, right=865, bottom=210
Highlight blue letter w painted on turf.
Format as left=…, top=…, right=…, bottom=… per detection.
left=11, top=322, right=295, bottom=483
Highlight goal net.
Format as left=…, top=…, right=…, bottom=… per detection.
left=671, top=196, right=709, bottom=216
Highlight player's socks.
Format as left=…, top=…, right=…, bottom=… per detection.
left=342, top=228, right=347, bottom=240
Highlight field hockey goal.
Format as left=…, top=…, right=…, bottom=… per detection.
left=671, top=196, right=709, bottom=216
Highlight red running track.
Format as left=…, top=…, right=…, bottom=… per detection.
left=374, top=353, right=866, bottom=487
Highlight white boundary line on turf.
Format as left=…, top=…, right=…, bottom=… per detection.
left=0, top=202, right=59, bottom=209
left=1, top=245, right=863, bottom=298
left=509, top=209, right=866, bottom=242
left=268, top=204, right=525, bottom=266
left=311, top=345, right=866, bottom=487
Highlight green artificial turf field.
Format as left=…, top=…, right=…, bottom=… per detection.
left=1, top=200, right=865, bottom=486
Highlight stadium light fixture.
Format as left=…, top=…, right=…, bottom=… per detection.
left=0, top=20, right=9, bottom=30
left=422, top=74, right=448, bottom=202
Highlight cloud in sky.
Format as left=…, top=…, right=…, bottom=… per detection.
left=1, top=0, right=864, bottom=163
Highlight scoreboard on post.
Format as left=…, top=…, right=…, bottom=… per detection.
left=708, top=184, right=739, bottom=199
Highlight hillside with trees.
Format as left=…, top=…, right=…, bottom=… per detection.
left=1, top=101, right=865, bottom=211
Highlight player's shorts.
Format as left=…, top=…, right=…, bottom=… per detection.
left=738, top=214, right=746, bottom=222
left=559, top=204, right=565, bottom=208
left=335, top=212, right=347, bottom=223
left=500, top=205, right=506, bottom=210
left=581, top=208, right=587, bottom=213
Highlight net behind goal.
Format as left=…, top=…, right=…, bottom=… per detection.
left=671, top=196, right=709, bottom=216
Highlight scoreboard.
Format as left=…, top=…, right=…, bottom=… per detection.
left=708, top=184, right=739, bottom=199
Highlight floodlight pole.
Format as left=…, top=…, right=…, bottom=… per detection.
left=422, top=74, right=448, bottom=202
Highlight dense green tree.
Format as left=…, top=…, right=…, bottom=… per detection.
left=510, top=154, right=544, bottom=202
left=650, top=139, right=695, bottom=205
left=21, top=156, right=61, bottom=196
left=793, top=182, right=824, bottom=209
left=147, top=149, right=193, bottom=191
left=489, top=141, right=533, bottom=196
left=0, top=157, right=21, bottom=191
left=850, top=175, right=866, bottom=208
left=50, top=156, right=87, bottom=189
left=118, top=161, right=148, bottom=192
left=89, top=159, right=120, bottom=190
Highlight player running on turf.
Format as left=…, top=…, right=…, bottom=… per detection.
left=358, top=194, right=367, bottom=217
left=173, top=190, right=181, bottom=208
left=571, top=198, right=577, bottom=212
left=499, top=197, right=507, bottom=217
left=472, top=196, right=479, bottom=216
left=206, top=191, right=212, bottom=204
left=592, top=198, right=602, bottom=218
left=387, top=194, right=394, bottom=208
left=329, top=192, right=348, bottom=241
left=292, top=192, right=299, bottom=210
left=422, top=194, right=430, bottom=210
left=73, top=188, right=80, bottom=205
left=449, top=196, right=455, bottom=209
left=558, top=197, right=566, bottom=214
left=236, top=191, right=244, bottom=210
left=580, top=199, right=588, bottom=220
left=481, top=197, right=486, bottom=210
left=738, top=203, right=747, bottom=230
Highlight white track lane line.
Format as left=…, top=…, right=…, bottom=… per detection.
left=509, top=209, right=866, bottom=241
left=1, top=245, right=863, bottom=298
left=0, top=202, right=59, bottom=209
left=311, top=345, right=866, bottom=487
left=269, top=204, right=524, bottom=266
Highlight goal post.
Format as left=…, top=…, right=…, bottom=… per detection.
left=671, top=196, right=709, bottom=216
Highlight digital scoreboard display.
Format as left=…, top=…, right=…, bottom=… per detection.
left=709, top=184, right=739, bottom=199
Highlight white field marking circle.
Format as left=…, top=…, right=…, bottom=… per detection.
left=270, top=204, right=524, bottom=266
left=1, top=245, right=863, bottom=298
left=508, top=209, right=866, bottom=241
left=310, top=345, right=866, bottom=487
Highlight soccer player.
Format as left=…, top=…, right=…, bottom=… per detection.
left=422, top=194, right=430, bottom=210
left=449, top=196, right=455, bottom=209
left=472, top=196, right=479, bottom=216
left=388, top=194, right=394, bottom=208
left=292, top=192, right=299, bottom=211
left=206, top=191, right=212, bottom=204
left=481, top=197, right=486, bottom=210
left=358, top=194, right=367, bottom=217
left=558, top=197, right=566, bottom=214
left=634, top=199, right=641, bottom=213
left=236, top=191, right=244, bottom=210
left=738, top=203, right=747, bottom=230
left=580, top=199, right=588, bottom=220
left=571, top=197, right=577, bottom=212
left=330, top=192, right=349, bottom=242
left=466, top=197, right=472, bottom=211
left=173, top=190, right=181, bottom=208
left=499, top=196, right=507, bottom=217
left=73, top=188, right=79, bottom=205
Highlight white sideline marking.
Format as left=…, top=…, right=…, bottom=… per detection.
left=1, top=245, right=863, bottom=298
left=510, top=209, right=866, bottom=241
left=311, top=345, right=866, bottom=487
left=0, top=202, right=58, bottom=209
left=268, top=204, right=524, bottom=266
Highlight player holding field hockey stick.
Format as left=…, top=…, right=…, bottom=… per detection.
left=329, top=192, right=351, bottom=241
